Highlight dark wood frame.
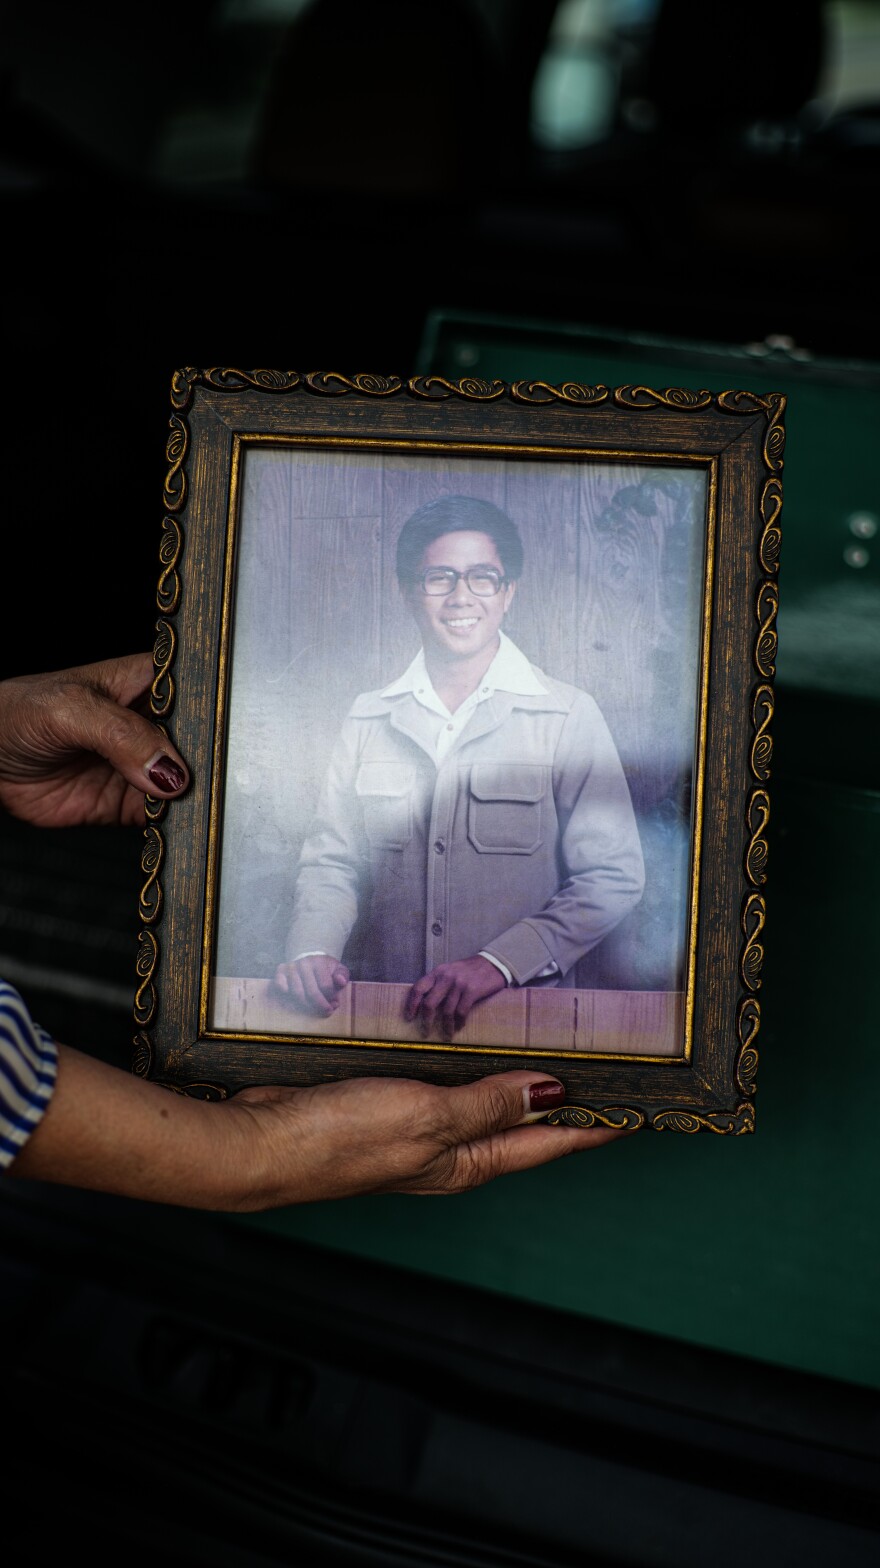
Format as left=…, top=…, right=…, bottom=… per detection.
left=134, top=369, right=783, bottom=1134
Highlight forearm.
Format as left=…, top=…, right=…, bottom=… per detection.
left=5, top=1045, right=627, bottom=1207
left=7, top=1044, right=268, bottom=1211
left=287, top=823, right=363, bottom=964
left=287, top=862, right=359, bottom=963
left=486, top=861, right=645, bottom=983
left=287, top=727, right=367, bottom=961
left=484, top=697, right=646, bottom=982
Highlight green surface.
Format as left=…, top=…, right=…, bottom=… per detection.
left=243, top=314, right=880, bottom=1391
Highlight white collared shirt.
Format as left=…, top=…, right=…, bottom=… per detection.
left=380, top=631, right=551, bottom=764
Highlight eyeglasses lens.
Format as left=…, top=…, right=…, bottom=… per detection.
left=422, top=569, right=502, bottom=596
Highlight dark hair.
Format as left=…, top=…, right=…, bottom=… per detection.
left=395, top=495, right=524, bottom=584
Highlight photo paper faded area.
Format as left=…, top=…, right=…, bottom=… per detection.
left=209, top=446, right=707, bottom=1054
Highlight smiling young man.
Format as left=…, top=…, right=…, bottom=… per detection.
left=275, top=495, right=645, bottom=1038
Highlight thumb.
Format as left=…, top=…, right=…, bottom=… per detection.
left=57, top=685, right=190, bottom=799
left=442, top=1072, right=567, bottom=1145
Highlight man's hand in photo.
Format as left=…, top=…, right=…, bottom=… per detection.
left=274, top=956, right=350, bottom=1016
left=405, top=955, right=508, bottom=1040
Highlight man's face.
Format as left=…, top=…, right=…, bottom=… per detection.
left=403, top=530, right=516, bottom=663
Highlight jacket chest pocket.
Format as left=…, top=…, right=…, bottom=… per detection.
left=468, top=764, right=546, bottom=855
left=356, top=761, right=414, bottom=850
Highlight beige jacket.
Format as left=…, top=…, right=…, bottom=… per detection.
left=287, top=665, right=645, bottom=986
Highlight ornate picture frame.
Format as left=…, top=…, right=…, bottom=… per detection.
left=134, top=368, right=783, bottom=1134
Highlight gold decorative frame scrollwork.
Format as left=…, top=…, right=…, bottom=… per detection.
left=134, top=371, right=783, bottom=1133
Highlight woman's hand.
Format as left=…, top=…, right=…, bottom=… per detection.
left=230, top=1069, right=620, bottom=1206
left=9, top=1047, right=627, bottom=1209
left=0, top=652, right=189, bottom=827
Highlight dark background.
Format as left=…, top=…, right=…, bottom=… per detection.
left=2, top=4, right=879, bottom=1565
left=4, top=0, right=879, bottom=681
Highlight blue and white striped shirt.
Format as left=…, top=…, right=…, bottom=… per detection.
left=0, top=980, right=58, bottom=1170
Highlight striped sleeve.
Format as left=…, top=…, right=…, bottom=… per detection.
left=1, top=979, right=59, bottom=1170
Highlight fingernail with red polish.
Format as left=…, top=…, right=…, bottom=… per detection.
left=147, top=754, right=187, bottom=793
left=528, top=1081, right=566, bottom=1112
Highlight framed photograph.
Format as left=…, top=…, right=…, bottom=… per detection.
left=134, top=369, right=783, bottom=1134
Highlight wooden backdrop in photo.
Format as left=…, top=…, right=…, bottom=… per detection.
left=214, top=448, right=706, bottom=1003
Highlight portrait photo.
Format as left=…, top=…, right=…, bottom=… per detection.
left=206, top=443, right=708, bottom=1059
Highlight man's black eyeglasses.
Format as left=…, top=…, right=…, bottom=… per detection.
left=412, top=567, right=507, bottom=598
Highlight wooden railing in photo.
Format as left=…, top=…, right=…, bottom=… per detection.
left=209, top=978, right=683, bottom=1056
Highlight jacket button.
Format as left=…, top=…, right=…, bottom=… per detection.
left=431, top=921, right=442, bottom=935
left=433, top=839, right=445, bottom=854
